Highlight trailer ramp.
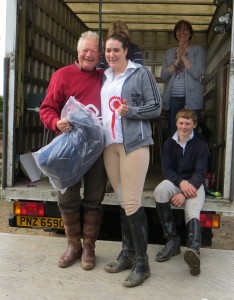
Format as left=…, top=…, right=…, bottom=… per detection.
left=0, top=233, right=233, bottom=300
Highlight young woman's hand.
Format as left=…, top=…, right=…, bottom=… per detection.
left=118, top=99, right=128, bottom=117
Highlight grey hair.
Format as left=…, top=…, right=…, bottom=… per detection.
left=77, top=31, right=100, bottom=52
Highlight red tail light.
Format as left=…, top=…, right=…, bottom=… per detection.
left=200, top=213, right=220, bottom=228
left=14, top=201, right=45, bottom=217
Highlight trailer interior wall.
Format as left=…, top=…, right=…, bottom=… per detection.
left=3, top=0, right=87, bottom=187
left=204, top=1, right=234, bottom=200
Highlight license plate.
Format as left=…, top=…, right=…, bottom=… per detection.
left=16, top=216, right=64, bottom=229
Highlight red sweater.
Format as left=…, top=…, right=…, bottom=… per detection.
left=40, top=62, right=103, bottom=132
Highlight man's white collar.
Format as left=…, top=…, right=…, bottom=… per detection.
left=172, top=130, right=194, bottom=144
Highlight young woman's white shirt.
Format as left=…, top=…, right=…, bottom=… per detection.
left=101, top=60, right=137, bottom=146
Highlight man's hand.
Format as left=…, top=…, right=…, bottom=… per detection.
left=179, top=180, right=197, bottom=198
left=56, top=118, right=72, bottom=133
left=170, top=193, right=186, bottom=207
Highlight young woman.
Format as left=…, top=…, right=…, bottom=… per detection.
left=101, top=34, right=162, bottom=287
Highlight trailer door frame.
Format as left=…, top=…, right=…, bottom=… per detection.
left=223, top=9, right=234, bottom=201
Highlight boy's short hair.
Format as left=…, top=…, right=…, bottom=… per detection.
left=176, top=109, right=197, bottom=124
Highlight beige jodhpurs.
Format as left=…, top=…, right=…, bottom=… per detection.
left=104, top=144, right=149, bottom=216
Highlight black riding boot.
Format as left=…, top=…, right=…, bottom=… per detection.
left=155, top=202, right=181, bottom=262
left=104, top=207, right=135, bottom=273
left=124, top=207, right=151, bottom=288
left=184, top=218, right=201, bottom=276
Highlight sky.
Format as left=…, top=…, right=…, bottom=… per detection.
left=0, top=0, right=6, bottom=96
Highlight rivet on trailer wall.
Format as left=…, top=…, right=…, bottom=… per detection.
left=213, top=0, right=232, bottom=7
left=214, top=0, right=226, bottom=7
left=213, top=7, right=232, bottom=34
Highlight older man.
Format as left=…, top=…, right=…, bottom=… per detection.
left=40, top=31, right=106, bottom=271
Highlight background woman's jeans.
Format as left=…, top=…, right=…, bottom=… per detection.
left=167, top=97, right=185, bottom=136
left=167, top=97, right=201, bottom=136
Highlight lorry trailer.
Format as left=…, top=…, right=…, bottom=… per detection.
left=1, top=0, right=234, bottom=246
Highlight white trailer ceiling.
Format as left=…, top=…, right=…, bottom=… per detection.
left=64, top=0, right=217, bottom=31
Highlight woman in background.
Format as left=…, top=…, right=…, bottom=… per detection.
left=161, top=19, right=206, bottom=136
left=97, top=20, right=143, bottom=70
